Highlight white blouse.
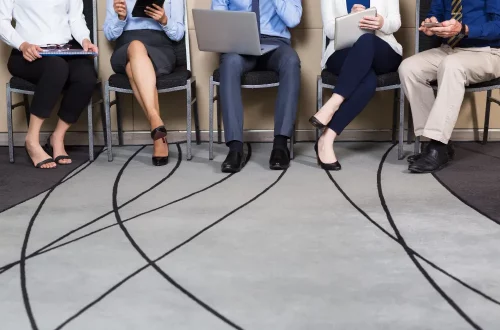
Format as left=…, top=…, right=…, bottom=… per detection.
left=321, top=0, right=403, bottom=68
left=0, top=0, right=91, bottom=50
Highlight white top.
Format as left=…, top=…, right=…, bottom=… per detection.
left=0, top=0, right=90, bottom=50
left=321, top=0, right=402, bottom=68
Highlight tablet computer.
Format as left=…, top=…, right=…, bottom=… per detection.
left=132, top=0, right=166, bottom=18
left=334, top=8, right=377, bottom=51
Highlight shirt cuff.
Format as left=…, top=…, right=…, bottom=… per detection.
left=379, top=19, right=390, bottom=35
left=162, top=18, right=176, bottom=34
left=467, top=24, right=482, bottom=39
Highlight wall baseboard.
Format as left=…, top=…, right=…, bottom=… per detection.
left=1, top=129, right=499, bottom=146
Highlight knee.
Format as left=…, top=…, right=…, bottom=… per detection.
left=127, top=40, right=147, bottom=58
left=220, top=53, right=245, bottom=73
left=356, top=33, right=377, bottom=45
left=279, top=50, right=301, bottom=72
left=77, top=68, right=97, bottom=90
left=438, top=56, right=465, bottom=77
left=398, top=57, right=419, bottom=80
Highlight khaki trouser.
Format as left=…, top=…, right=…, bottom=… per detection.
left=399, top=45, right=500, bottom=144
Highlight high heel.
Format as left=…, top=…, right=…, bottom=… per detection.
left=151, top=126, right=167, bottom=141
left=152, top=137, right=169, bottom=166
left=309, top=115, right=326, bottom=129
left=314, top=142, right=341, bottom=171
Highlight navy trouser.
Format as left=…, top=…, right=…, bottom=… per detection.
left=219, top=35, right=301, bottom=143
left=325, top=34, right=402, bottom=134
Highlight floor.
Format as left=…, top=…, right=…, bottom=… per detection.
left=0, top=142, right=499, bottom=330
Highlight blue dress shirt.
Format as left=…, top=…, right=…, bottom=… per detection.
left=427, top=0, right=500, bottom=47
left=211, top=0, right=303, bottom=40
left=346, top=0, right=370, bottom=12
left=103, top=0, right=185, bottom=41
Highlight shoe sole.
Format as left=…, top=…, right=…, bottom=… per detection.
left=409, top=161, right=450, bottom=174
left=269, top=163, right=290, bottom=171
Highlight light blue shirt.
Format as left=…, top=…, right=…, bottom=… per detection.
left=103, top=0, right=185, bottom=41
left=211, top=0, right=302, bottom=39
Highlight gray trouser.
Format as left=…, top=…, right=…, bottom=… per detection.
left=219, top=36, right=301, bottom=143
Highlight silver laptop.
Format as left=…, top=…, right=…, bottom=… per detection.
left=192, top=9, right=279, bottom=56
left=334, top=8, right=377, bottom=51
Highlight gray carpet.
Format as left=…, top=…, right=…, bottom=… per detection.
left=0, top=142, right=499, bottom=330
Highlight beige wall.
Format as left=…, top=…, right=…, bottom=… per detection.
left=0, top=0, right=499, bottom=138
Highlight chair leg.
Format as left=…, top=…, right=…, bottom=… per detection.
left=216, top=85, right=222, bottom=144
left=115, top=93, right=124, bottom=146
left=104, top=82, right=113, bottom=162
left=192, top=80, right=201, bottom=145
left=414, top=136, right=420, bottom=155
left=209, top=77, right=215, bottom=160
left=407, top=107, right=414, bottom=145
left=316, top=77, right=323, bottom=142
left=23, top=95, right=30, bottom=127
left=87, top=101, right=94, bottom=162
left=6, top=84, right=14, bottom=163
left=398, top=89, right=405, bottom=160
left=392, top=89, right=398, bottom=145
left=483, top=90, right=492, bottom=145
left=186, top=80, right=193, bottom=160
left=290, top=125, right=295, bottom=160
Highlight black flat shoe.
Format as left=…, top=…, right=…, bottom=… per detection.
left=407, top=141, right=455, bottom=164
left=151, top=126, right=167, bottom=141
left=269, top=148, right=290, bottom=170
left=221, top=150, right=246, bottom=173
left=408, top=144, right=450, bottom=173
left=309, top=116, right=326, bottom=129
left=152, top=137, right=169, bottom=166
left=314, top=142, right=341, bottom=171
left=25, top=144, right=56, bottom=169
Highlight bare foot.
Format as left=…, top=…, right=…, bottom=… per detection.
left=153, top=138, right=169, bottom=157
left=318, top=133, right=337, bottom=164
left=25, top=140, right=56, bottom=169
left=50, top=134, right=72, bottom=164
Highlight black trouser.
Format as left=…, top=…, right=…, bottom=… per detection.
left=7, top=50, right=97, bottom=124
left=325, top=34, right=402, bottom=135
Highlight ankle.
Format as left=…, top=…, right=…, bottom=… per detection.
left=227, top=140, right=243, bottom=153
left=273, top=135, right=288, bottom=150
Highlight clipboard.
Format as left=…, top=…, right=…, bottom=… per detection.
left=40, top=49, right=97, bottom=56
left=334, top=8, right=377, bottom=51
left=132, top=0, right=166, bottom=18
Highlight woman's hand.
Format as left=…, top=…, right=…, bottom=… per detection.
left=351, top=4, right=366, bottom=13
left=113, top=0, right=127, bottom=21
left=145, top=4, right=167, bottom=25
left=19, top=42, right=42, bottom=62
left=82, top=39, right=99, bottom=54
left=359, top=15, right=384, bottom=30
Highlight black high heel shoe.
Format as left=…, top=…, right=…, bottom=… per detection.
left=151, top=126, right=167, bottom=141
left=314, top=142, right=341, bottom=171
left=152, top=137, right=169, bottom=166
left=309, top=115, right=326, bottom=129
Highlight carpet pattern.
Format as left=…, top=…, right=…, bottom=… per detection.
left=0, top=142, right=499, bottom=330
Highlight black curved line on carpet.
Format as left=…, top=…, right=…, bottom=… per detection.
left=55, top=150, right=291, bottom=330
left=377, top=145, right=482, bottom=329
left=0, top=145, right=181, bottom=275
left=324, top=153, right=500, bottom=307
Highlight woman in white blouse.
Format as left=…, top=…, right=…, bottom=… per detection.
left=0, top=0, right=98, bottom=169
left=309, top=0, right=403, bottom=171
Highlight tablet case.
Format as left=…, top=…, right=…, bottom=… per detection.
left=132, top=0, right=166, bottom=18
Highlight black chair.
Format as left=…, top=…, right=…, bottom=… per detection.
left=6, top=0, right=103, bottom=163
left=316, top=30, right=406, bottom=160
left=412, top=0, right=500, bottom=154
left=208, top=69, right=296, bottom=160
left=103, top=0, right=200, bottom=161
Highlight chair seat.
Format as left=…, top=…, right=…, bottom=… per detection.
left=108, top=70, right=192, bottom=91
left=9, top=77, right=36, bottom=92
left=430, top=78, right=500, bottom=90
left=321, top=70, right=400, bottom=88
left=213, top=69, right=279, bottom=85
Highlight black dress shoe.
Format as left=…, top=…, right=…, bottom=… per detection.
left=314, top=143, right=341, bottom=171
left=221, top=151, right=246, bottom=173
left=408, top=144, right=450, bottom=173
left=269, top=148, right=290, bottom=170
left=407, top=141, right=455, bottom=164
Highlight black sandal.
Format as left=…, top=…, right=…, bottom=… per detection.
left=151, top=126, right=167, bottom=141
left=45, top=135, right=72, bottom=165
left=24, top=144, right=56, bottom=169
left=54, top=155, right=72, bottom=165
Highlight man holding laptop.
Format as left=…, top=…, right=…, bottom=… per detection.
left=399, top=0, right=500, bottom=173
left=211, top=0, right=302, bottom=173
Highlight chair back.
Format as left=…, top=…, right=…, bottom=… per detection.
left=172, top=0, right=191, bottom=71
left=82, top=0, right=98, bottom=71
left=415, top=0, right=442, bottom=53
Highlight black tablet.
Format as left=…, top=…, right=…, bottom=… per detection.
left=131, top=0, right=166, bottom=18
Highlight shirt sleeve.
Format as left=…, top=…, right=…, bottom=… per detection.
left=273, top=0, right=302, bottom=28
left=211, top=0, right=229, bottom=10
left=427, top=0, right=445, bottom=22
left=103, top=0, right=127, bottom=41
left=162, top=0, right=185, bottom=41
left=379, top=0, right=401, bottom=35
left=321, top=0, right=335, bottom=40
left=0, top=0, right=25, bottom=49
left=467, top=1, right=500, bottom=41
left=68, top=0, right=91, bottom=46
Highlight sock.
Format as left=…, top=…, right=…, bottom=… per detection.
left=273, top=135, right=288, bottom=150
left=227, top=140, right=243, bottom=153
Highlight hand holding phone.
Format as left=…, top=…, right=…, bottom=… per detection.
left=424, top=22, right=441, bottom=28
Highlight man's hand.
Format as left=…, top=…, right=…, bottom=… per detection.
left=359, top=14, right=384, bottom=30
left=145, top=4, right=167, bottom=25
left=351, top=4, right=366, bottom=13
left=430, top=19, right=462, bottom=38
left=419, top=16, right=439, bottom=36
left=82, top=39, right=99, bottom=54
left=19, top=42, right=42, bottom=62
left=113, top=0, right=127, bottom=20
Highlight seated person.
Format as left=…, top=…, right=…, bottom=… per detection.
left=104, top=0, right=185, bottom=166
left=310, top=0, right=402, bottom=171
left=0, top=0, right=98, bottom=169
left=399, top=0, right=500, bottom=173
left=211, top=0, right=302, bottom=173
